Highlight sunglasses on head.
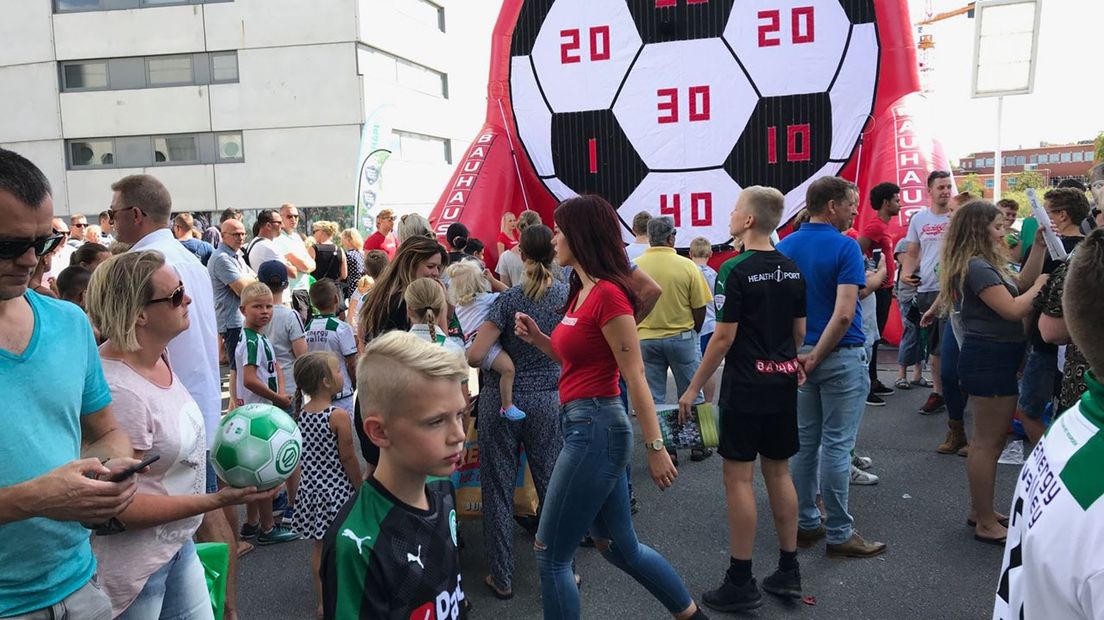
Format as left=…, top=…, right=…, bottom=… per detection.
left=147, top=284, right=186, bottom=308
left=0, top=232, right=66, bottom=260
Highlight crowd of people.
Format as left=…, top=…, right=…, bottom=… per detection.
left=2, top=141, right=1103, bottom=620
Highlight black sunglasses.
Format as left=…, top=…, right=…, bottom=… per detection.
left=0, top=233, right=65, bottom=260
left=147, top=284, right=186, bottom=308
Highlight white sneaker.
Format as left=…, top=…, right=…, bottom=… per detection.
left=851, top=454, right=873, bottom=470
left=850, top=465, right=879, bottom=485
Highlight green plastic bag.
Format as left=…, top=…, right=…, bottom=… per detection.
left=195, top=542, right=229, bottom=619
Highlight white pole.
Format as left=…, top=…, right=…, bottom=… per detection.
left=993, top=95, right=1003, bottom=202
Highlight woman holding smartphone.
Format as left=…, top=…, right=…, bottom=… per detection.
left=515, top=195, right=707, bottom=620
left=86, top=251, right=273, bottom=619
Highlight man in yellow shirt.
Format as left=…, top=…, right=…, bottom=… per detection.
left=634, top=216, right=713, bottom=461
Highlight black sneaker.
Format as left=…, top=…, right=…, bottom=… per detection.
left=702, top=576, right=762, bottom=612
left=866, top=393, right=886, bottom=407
left=239, top=522, right=259, bottom=540
left=762, top=567, right=802, bottom=599
left=872, top=380, right=894, bottom=396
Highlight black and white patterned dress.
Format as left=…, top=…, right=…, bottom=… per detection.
left=292, top=405, right=356, bottom=540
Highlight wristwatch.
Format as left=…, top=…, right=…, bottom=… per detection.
left=644, top=438, right=665, bottom=452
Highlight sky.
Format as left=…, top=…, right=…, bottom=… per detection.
left=912, top=0, right=1102, bottom=163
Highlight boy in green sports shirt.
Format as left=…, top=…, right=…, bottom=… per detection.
left=321, top=330, right=469, bottom=619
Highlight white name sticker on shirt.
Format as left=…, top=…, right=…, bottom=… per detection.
left=561, top=317, right=578, bottom=326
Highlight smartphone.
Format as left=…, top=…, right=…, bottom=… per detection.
left=871, top=248, right=883, bottom=262
left=108, top=453, right=160, bottom=482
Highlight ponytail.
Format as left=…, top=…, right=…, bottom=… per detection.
left=518, top=224, right=556, bottom=301
left=522, top=258, right=553, bottom=301
left=424, top=307, right=438, bottom=341
left=291, top=387, right=304, bottom=421
left=402, top=277, right=448, bottom=342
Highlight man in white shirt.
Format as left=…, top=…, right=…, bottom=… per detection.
left=248, top=209, right=293, bottom=274
left=108, top=173, right=243, bottom=618
left=68, top=214, right=88, bottom=248
left=276, top=203, right=314, bottom=292
left=899, top=171, right=954, bottom=415
left=625, top=210, right=652, bottom=261
left=45, top=218, right=75, bottom=286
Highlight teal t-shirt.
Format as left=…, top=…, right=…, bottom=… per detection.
left=0, top=291, right=112, bottom=615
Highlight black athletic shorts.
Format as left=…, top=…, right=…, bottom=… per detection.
left=718, top=408, right=799, bottom=462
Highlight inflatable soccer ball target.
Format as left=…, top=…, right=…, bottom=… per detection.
left=508, top=0, right=879, bottom=243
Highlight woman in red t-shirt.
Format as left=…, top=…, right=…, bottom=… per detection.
left=516, top=196, right=706, bottom=620
left=496, top=211, right=519, bottom=257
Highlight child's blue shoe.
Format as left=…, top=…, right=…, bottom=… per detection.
left=501, top=405, right=526, bottom=421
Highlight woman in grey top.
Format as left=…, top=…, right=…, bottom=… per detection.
left=928, top=202, right=1048, bottom=546
left=466, top=224, right=568, bottom=599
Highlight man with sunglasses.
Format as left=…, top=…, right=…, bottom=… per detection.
left=276, top=203, right=314, bottom=293
left=0, top=148, right=143, bottom=619
left=110, top=173, right=246, bottom=617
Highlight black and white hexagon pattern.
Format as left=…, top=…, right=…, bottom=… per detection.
left=509, top=0, right=878, bottom=243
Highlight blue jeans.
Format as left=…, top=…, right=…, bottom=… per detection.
left=118, top=540, right=213, bottom=620
left=792, top=346, right=869, bottom=544
left=640, top=330, right=703, bottom=405
left=536, top=397, right=693, bottom=618
left=1018, top=346, right=1058, bottom=419
left=897, top=314, right=923, bottom=367
left=940, top=321, right=967, bottom=422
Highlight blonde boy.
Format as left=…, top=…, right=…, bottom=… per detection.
left=235, top=281, right=299, bottom=544
left=321, top=331, right=468, bottom=619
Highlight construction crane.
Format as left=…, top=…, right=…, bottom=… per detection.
left=915, top=1, right=976, bottom=94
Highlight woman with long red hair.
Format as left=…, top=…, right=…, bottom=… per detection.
left=516, top=195, right=707, bottom=619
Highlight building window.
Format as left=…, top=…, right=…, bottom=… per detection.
left=359, top=46, right=448, bottom=98
left=1073, top=151, right=1084, bottom=162
left=216, top=133, right=245, bottom=162
left=1061, top=152, right=1072, bottom=163
left=153, top=135, right=199, bottom=163
left=985, top=179, right=994, bottom=189
left=986, top=157, right=994, bottom=167
left=1029, top=154, right=1038, bottom=164
left=210, top=52, right=238, bottom=83
left=60, top=52, right=238, bottom=92
left=1015, top=155, right=1025, bottom=165
left=147, top=56, right=193, bottom=86
left=1050, top=153, right=1060, bottom=163
left=61, top=61, right=109, bottom=90
left=69, top=140, right=115, bottom=167
left=974, top=158, right=984, bottom=168
left=66, top=131, right=244, bottom=169
left=54, top=0, right=232, bottom=12
left=395, top=130, right=451, bottom=165
left=1008, top=177, right=1017, bottom=187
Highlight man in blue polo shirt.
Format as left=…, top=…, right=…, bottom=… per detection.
left=777, top=176, right=887, bottom=559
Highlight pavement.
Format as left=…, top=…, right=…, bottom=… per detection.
left=233, top=350, right=1017, bottom=619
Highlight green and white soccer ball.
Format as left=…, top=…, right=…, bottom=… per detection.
left=212, top=404, right=302, bottom=490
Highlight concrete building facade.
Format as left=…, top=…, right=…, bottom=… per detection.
left=0, top=0, right=495, bottom=223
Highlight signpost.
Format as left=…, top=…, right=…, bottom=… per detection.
left=970, top=0, right=1043, bottom=202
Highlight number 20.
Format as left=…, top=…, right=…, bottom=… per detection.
left=758, top=7, right=815, bottom=47
left=561, top=26, right=611, bottom=64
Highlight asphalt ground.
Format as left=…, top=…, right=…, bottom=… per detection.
left=232, top=349, right=1017, bottom=619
